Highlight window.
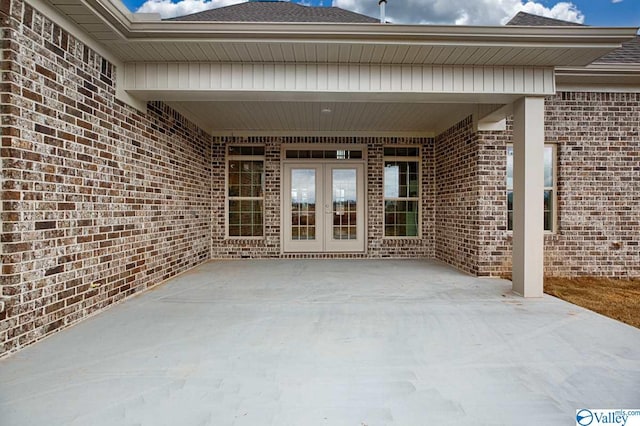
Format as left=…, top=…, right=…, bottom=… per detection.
left=285, top=149, right=362, bottom=160
left=227, top=145, right=265, bottom=237
left=384, top=147, right=420, bottom=237
left=507, top=144, right=556, bottom=232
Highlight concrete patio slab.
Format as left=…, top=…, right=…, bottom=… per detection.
left=1, top=259, right=639, bottom=426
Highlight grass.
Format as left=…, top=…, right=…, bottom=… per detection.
left=544, top=277, right=640, bottom=329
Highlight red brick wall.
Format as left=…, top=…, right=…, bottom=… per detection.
left=1, top=1, right=212, bottom=357
left=434, top=116, right=481, bottom=275
left=477, top=93, right=640, bottom=277
left=211, top=136, right=435, bottom=259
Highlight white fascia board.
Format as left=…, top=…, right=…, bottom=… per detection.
left=86, top=0, right=637, bottom=45
left=556, top=64, right=640, bottom=91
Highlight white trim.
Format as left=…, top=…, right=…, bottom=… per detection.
left=556, top=84, right=640, bottom=93
left=383, top=146, right=422, bottom=239
left=281, top=162, right=367, bottom=253
left=70, top=0, right=640, bottom=43
left=226, top=145, right=266, bottom=239
left=556, top=64, right=640, bottom=91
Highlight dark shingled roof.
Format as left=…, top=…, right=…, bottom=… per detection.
left=166, top=1, right=379, bottom=23
left=506, top=11, right=584, bottom=27
left=507, top=11, right=639, bottom=64
left=595, top=36, right=640, bottom=64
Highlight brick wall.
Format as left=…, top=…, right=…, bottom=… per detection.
left=476, top=92, right=640, bottom=277
left=0, top=0, right=212, bottom=357
left=434, top=116, right=480, bottom=275
left=211, top=136, right=435, bottom=259
left=2, top=0, right=638, bottom=360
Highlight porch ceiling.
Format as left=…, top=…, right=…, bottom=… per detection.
left=167, top=101, right=486, bottom=135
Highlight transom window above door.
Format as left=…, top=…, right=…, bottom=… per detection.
left=285, top=149, right=363, bottom=160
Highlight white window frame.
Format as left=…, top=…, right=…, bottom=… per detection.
left=506, top=143, right=557, bottom=233
left=226, top=145, right=265, bottom=239
left=383, top=146, right=422, bottom=239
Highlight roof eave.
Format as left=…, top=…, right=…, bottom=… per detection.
left=556, top=64, right=640, bottom=87
left=84, top=0, right=638, bottom=43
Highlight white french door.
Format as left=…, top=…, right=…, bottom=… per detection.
left=283, top=162, right=365, bottom=253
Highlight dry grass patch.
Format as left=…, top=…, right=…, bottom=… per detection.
left=544, top=277, right=640, bottom=329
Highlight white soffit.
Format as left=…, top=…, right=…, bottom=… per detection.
left=45, top=0, right=638, bottom=68
left=167, top=101, right=478, bottom=135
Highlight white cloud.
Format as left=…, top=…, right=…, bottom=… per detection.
left=136, top=0, right=244, bottom=18
left=332, top=0, right=585, bottom=25
left=611, top=0, right=623, bottom=3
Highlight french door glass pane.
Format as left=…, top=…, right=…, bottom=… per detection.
left=291, top=169, right=316, bottom=241
left=332, top=169, right=357, bottom=240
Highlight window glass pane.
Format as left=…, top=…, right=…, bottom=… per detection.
left=228, top=199, right=263, bottom=237
left=544, top=190, right=553, bottom=231
left=384, top=164, right=400, bottom=198
left=229, top=145, right=264, bottom=156
left=385, top=161, right=418, bottom=198
left=291, top=169, right=316, bottom=241
left=332, top=169, right=358, bottom=240
left=507, top=190, right=513, bottom=231
left=506, top=145, right=514, bottom=189
left=383, top=147, right=419, bottom=157
left=228, top=149, right=264, bottom=237
left=408, top=162, right=419, bottom=197
left=507, top=147, right=555, bottom=232
left=384, top=200, right=418, bottom=237
left=544, top=146, right=553, bottom=187
left=229, top=160, right=263, bottom=199
left=544, top=211, right=551, bottom=232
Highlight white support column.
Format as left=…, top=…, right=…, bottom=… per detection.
left=512, top=96, right=545, bottom=298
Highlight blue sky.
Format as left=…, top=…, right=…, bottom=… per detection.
left=123, top=0, right=640, bottom=27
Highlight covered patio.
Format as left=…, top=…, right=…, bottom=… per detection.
left=1, top=260, right=639, bottom=425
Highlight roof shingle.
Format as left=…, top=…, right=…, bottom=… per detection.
left=166, top=1, right=379, bottom=23
left=594, top=36, right=640, bottom=64
left=506, top=11, right=583, bottom=27
left=506, top=11, right=639, bottom=65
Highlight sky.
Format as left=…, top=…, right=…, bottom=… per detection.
left=122, top=0, right=640, bottom=27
